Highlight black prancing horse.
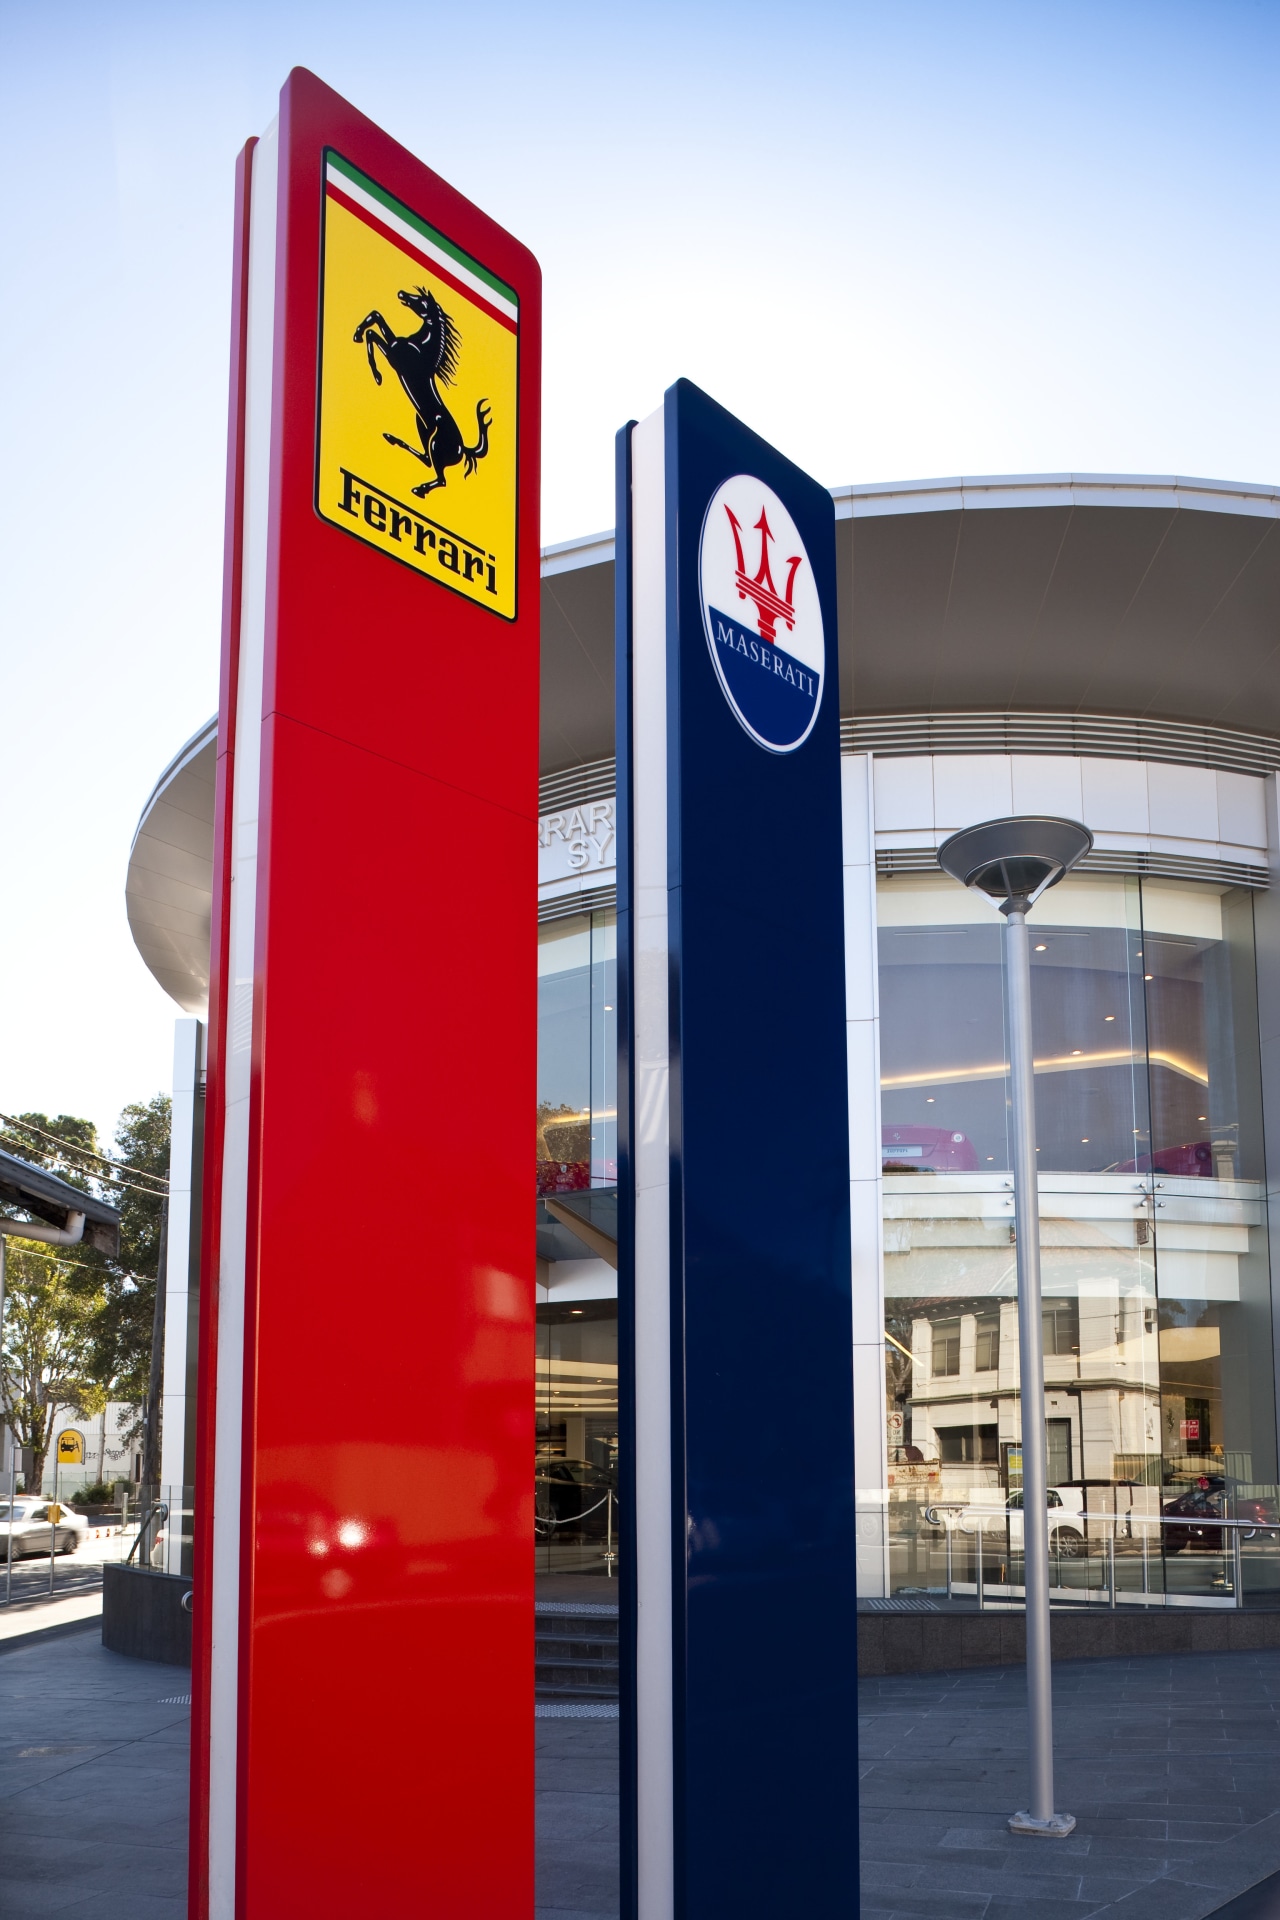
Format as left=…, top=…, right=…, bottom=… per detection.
left=353, top=287, right=491, bottom=497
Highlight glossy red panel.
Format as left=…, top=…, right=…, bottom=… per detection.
left=194, top=68, right=538, bottom=1918
left=243, top=719, right=533, bottom=1914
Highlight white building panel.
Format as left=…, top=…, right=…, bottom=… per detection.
left=932, top=753, right=1014, bottom=831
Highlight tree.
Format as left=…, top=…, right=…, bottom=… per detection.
left=92, top=1097, right=171, bottom=1420
left=0, top=1102, right=171, bottom=1479
left=0, top=1239, right=107, bottom=1491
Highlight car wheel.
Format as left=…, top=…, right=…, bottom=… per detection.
left=1051, top=1527, right=1085, bottom=1559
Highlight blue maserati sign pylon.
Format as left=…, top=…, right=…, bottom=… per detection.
left=615, top=379, right=859, bottom=1919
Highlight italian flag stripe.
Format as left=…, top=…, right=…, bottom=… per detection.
left=327, top=183, right=517, bottom=335
left=325, top=152, right=519, bottom=325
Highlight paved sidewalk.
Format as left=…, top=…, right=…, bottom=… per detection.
left=861, top=1649, right=1280, bottom=1918
left=538, top=1717, right=619, bottom=1920
left=0, top=1623, right=188, bottom=1917
left=8, top=1624, right=1280, bottom=1918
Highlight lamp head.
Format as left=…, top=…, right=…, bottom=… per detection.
left=937, top=815, right=1093, bottom=914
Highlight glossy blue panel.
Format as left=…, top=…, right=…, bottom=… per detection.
left=624, top=380, right=859, bottom=1916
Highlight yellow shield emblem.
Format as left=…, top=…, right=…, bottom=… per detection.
left=316, top=150, right=519, bottom=619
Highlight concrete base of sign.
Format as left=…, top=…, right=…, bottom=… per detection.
left=102, top=1564, right=192, bottom=1666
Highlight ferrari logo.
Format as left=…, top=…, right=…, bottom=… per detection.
left=316, top=150, right=519, bottom=619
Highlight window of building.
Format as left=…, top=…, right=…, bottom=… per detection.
left=975, top=1313, right=1000, bottom=1372
left=876, top=870, right=1276, bottom=1600
left=1042, top=1302, right=1079, bottom=1358
left=536, top=1300, right=619, bottom=1577
left=938, top=1424, right=998, bottom=1465
left=931, top=1318, right=961, bottom=1377
left=536, top=909, right=618, bottom=1581
left=537, top=911, right=616, bottom=1193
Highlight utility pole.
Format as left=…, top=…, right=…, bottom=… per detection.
left=141, top=1193, right=169, bottom=1494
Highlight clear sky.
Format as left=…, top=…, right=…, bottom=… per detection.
left=2, top=0, right=1278, bottom=1142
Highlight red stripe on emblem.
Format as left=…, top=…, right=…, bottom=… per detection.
left=325, top=182, right=519, bottom=334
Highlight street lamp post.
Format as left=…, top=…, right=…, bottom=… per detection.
left=938, top=815, right=1092, bottom=1840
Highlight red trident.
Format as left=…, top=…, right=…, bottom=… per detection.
left=725, top=505, right=803, bottom=644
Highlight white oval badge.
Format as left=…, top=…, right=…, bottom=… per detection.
left=699, top=473, right=824, bottom=754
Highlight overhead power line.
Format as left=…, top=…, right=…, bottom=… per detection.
left=0, top=1245, right=113, bottom=1276
left=0, top=1114, right=169, bottom=1195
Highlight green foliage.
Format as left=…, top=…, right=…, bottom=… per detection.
left=95, top=1096, right=171, bottom=1414
left=0, top=1239, right=108, bottom=1490
left=0, top=1100, right=171, bottom=1451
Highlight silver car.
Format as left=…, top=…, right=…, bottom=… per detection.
left=0, top=1498, right=86, bottom=1559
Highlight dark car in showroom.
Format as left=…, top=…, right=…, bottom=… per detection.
left=534, top=1457, right=614, bottom=1539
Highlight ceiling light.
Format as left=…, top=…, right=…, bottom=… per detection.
left=1198, top=1116, right=1207, bottom=1122
left=1081, top=1138, right=1089, bottom=1144
left=1104, top=1015, right=1116, bottom=1023
left=1145, top=974, right=1153, bottom=981
left=1072, top=1049, right=1082, bottom=1055
left=926, top=1097, right=935, bottom=1103
left=570, top=1309, right=583, bottom=1316
left=1035, top=943, right=1047, bottom=952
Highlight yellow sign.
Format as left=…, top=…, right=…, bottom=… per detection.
left=56, top=1431, right=84, bottom=1465
left=316, top=150, right=519, bottom=619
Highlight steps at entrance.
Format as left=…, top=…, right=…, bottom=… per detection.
left=536, top=1601, right=620, bottom=1701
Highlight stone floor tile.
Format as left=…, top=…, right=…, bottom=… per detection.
left=854, top=1890, right=992, bottom=1918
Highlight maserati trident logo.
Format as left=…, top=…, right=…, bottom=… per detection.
left=699, top=475, right=824, bottom=753
left=725, top=505, right=802, bottom=645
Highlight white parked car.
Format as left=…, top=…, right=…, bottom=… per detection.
left=989, top=1487, right=1088, bottom=1559
left=0, top=1497, right=88, bottom=1559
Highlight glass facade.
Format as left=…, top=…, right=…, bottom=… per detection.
left=537, top=913, right=617, bottom=1194
left=536, top=911, right=618, bottom=1577
left=528, top=866, right=1279, bottom=1600
left=878, top=871, right=1279, bottom=1603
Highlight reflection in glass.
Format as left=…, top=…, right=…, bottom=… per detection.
left=536, top=1302, right=618, bottom=1576
left=877, top=871, right=1278, bottom=1605
left=535, top=909, right=619, bottom=1580
left=536, top=912, right=616, bottom=1193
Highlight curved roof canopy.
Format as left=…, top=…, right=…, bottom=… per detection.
left=126, top=718, right=218, bottom=1016
left=128, top=472, right=1280, bottom=1013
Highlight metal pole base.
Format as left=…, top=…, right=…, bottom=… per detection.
left=1008, top=1810, right=1077, bottom=1839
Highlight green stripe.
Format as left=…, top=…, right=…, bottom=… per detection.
left=327, top=150, right=518, bottom=310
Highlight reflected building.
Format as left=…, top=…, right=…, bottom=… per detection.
left=126, top=471, right=1280, bottom=1601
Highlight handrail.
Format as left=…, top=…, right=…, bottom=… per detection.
left=535, top=1490, right=612, bottom=1530
left=126, top=1500, right=169, bottom=1567
left=920, top=1501, right=1280, bottom=1614
left=923, top=1503, right=1280, bottom=1534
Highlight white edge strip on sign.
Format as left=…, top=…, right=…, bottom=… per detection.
left=208, top=113, right=277, bottom=1920
left=629, top=405, right=674, bottom=1920
left=323, top=160, right=519, bottom=324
